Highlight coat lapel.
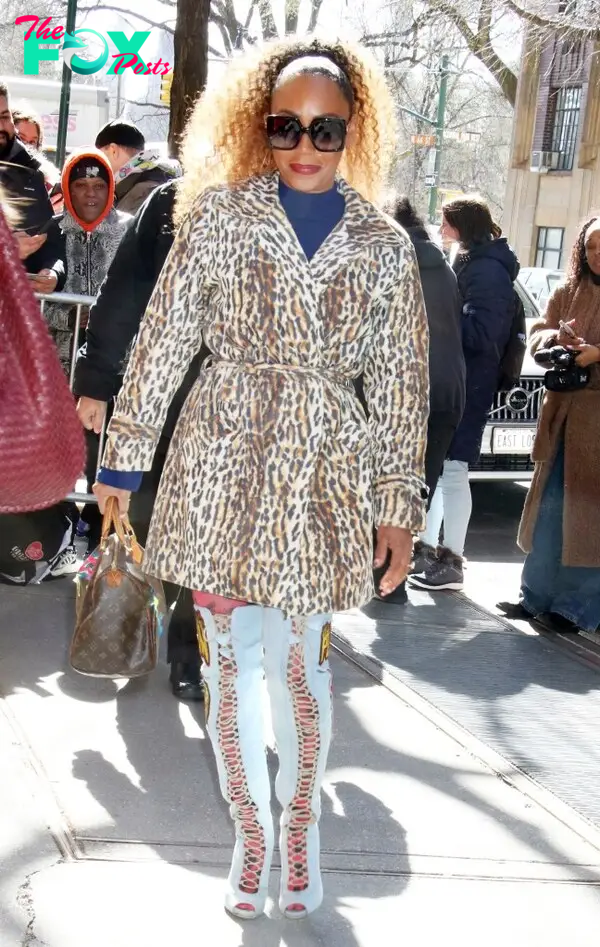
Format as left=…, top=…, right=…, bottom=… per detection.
left=220, top=173, right=393, bottom=286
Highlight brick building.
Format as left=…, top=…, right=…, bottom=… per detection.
left=502, top=20, right=600, bottom=270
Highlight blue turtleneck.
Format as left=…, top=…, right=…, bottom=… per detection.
left=279, top=179, right=345, bottom=261
left=97, top=179, right=346, bottom=493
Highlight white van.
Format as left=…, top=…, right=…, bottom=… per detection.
left=3, top=76, right=110, bottom=152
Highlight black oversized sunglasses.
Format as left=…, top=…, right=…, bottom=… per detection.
left=266, top=114, right=347, bottom=153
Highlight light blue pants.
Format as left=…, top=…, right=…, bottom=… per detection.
left=521, top=443, right=600, bottom=632
left=421, top=459, right=472, bottom=557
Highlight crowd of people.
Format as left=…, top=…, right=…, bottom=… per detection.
left=1, top=35, right=600, bottom=920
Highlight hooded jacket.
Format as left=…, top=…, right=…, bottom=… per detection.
left=0, top=138, right=65, bottom=281
left=0, top=138, right=53, bottom=235
left=406, top=225, right=465, bottom=418
left=448, top=237, right=520, bottom=464
left=114, top=148, right=182, bottom=215
left=44, top=149, right=130, bottom=371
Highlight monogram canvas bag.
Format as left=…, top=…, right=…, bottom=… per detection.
left=70, top=498, right=166, bottom=678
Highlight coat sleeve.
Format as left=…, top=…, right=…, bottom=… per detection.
left=528, top=285, right=568, bottom=355
left=461, top=258, right=514, bottom=354
left=73, top=187, right=172, bottom=401
left=25, top=218, right=66, bottom=288
left=117, top=179, right=161, bottom=216
left=362, top=244, right=429, bottom=532
left=101, top=190, right=217, bottom=473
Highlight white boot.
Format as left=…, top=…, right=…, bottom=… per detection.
left=196, top=605, right=274, bottom=919
left=263, top=610, right=333, bottom=919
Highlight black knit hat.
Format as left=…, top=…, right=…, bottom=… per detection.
left=95, top=120, right=145, bottom=152
left=69, top=156, right=111, bottom=184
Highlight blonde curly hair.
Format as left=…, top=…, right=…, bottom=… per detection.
left=174, top=38, right=396, bottom=226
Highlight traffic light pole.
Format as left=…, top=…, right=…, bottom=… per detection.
left=55, top=0, right=78, bottom=169
left=427, top=54, right=449, bottom=224
left=398, top=54, right=450, bottom=224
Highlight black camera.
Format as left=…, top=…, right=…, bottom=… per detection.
left=533, top=346, right=590, bottom=392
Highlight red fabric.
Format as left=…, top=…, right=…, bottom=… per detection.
left=0, top=207, right=85, bottom=512
left=192, top=591, right=250, bottom=615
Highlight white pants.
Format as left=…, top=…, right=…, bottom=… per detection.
left=195, top=603, right=333, bottom=913
left=421, top=459, right=472, bottom=557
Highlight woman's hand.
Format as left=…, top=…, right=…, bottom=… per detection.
left=374, top=526, right=413, bottom=596
left=14, top=230, right=47, bottom=260
left=93, top=482, right=131, bottom=517
left=570, top=343, right=600, bottom=368
left=78, top=397, right=107, bottom=434
left=557, top=319, right=584, bottom=347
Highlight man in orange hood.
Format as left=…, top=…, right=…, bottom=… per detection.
left=42, top=150, right=131, bottom=574
left=44, top=149, right=131, bottom=372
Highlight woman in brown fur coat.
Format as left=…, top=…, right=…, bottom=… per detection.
left=515, top=217, right=600, bottom=633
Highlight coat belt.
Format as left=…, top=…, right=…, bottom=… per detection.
left=205, top=356, right=354, bottom=390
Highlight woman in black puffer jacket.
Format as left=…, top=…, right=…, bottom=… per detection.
left=411, top=195, right=519, bottom=592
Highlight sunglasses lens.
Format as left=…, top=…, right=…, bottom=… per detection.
left=311, top=118, right=347, bottom=152
left=266, top=116, right=302, bottom=150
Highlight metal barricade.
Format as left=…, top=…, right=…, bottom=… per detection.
left=36, top=290, right=105, bottom=505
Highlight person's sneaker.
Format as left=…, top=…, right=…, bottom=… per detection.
left=46, top=543, right=79, bottom=579
left=409, top=546, right=464, bottom=591
left=409, top=540, right=437, bottom=575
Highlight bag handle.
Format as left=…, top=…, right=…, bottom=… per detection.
left=101, top=497, right=144, bottom=564
left=101, top=497, right=127, bottom=545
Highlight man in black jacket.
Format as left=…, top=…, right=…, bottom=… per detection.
left=359, top=196, right=466, bottom=603
left=0, top=81, right=63, bottom=293
left=393, top=197, right=466, bottom=496
left=74, top=181, right=206, bottom=701
left=95, top=120, right=181, bottom=215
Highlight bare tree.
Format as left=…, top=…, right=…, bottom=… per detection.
left=47, top=0, right=332, bottom=141
left=0, top=0, right=65, bottom=77
left=361, top=0, right=600, bottom=108
left=168, top=0, right=210, bottom=154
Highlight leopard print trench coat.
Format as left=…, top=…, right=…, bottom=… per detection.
left=103, top=172, right=429, bottom=616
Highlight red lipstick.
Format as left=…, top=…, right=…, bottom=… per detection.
left=289, top=163, right=321, bottom=175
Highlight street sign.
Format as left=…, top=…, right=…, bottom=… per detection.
left=425, top=174, right=437, bottom=186
left=411, top=134, right=436, bottom=146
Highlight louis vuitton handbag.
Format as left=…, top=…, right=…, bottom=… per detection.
left=70, top=498, right=166, bottom=678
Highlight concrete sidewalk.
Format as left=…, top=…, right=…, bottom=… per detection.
left=2, top=579, right=600, bottom=946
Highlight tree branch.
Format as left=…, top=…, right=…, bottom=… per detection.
left=285, top=0, right=300, bottom=35
left=308, top=0, right=326, bottom=33
left=499, top=0, right=600, bottom=40
left=257, top=0, right=278, bottom=39
left=76, top=3, right=175, bottom=33
left=126, top=99, right=169, bottom=110
left=476, top=0, right=492, bottom=45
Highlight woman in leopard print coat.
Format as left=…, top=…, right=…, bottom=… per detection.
left=95, top=40, right=429, bottom=921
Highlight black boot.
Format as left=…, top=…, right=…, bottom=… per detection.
left=169, top=660, right=204, bottom=701
left=497, top=601, right=534, bottom=620
left=533, top=612, right=579, bottom=635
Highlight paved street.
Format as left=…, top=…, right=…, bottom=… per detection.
left=2, top=483, right=600, bottom=946
left=464, top=480, right=529, bottom=612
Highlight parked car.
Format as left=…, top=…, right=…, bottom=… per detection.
left=470, top=279, right=544, bottom=481
left=519, top=266, right=565, bottom=311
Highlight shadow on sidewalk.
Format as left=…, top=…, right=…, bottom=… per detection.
left=359, top=596, right=600, bottom=701
left=333, top=625, right=600, bottom=888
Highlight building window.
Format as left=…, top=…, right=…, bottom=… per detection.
left=536, top=227, right=565, bottom=269
left=548, top=86, right=582, bottom=170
